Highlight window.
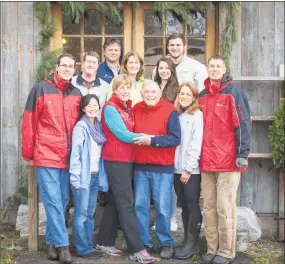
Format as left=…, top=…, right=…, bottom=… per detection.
left=61, top=9, right=124, bottom=73
left=143, top=10, right=208, bottom=77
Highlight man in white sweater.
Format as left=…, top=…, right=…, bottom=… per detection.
left=152, top=33, right=208, bottom=92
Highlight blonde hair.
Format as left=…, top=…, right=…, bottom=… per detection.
left=112, top=74, right=132, bottom=92
left=174, top=82, right=200, bottom=115
left=120, top=51, right=144, bottom=81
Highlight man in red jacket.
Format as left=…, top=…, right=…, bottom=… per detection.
left=199, top=55, right=251, bottom=264
left=133, top=80, right=181, bottom=260
left=21, top=54, right=82, bottom=264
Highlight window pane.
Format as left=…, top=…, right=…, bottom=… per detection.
left=187, top=38, right=206, bottom=64
left=144, top=10, right=162, bottom=35
left=144, top=38, right=163, bottom=65
left=63, top=37, right=81, bottom=62
left=84, top=38, right=102, bottom=60
left=62, top=15, right=80, bottom=35
left=145, top=65, right=155, bottom=79
left=84, top=9, right=101, bottom=35
left=166, top=11, right=183, bottom=36
left=105, top=10, right=123, bottom=34
left=188, top=11, right=206, bottom=36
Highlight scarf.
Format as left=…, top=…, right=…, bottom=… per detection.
left=82, top=115, right=106, bottom=146
left=54, top=72, right=71, bottom=92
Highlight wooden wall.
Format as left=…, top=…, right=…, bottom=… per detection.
left=0, top=2, right=284, bottom=219
left=219, top=2, right=284, bottom=214
left=0, top=2, right=41, bottom=208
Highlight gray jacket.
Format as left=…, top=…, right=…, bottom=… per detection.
left=174, top=109, right=203, bottom=174
left=71, top=74, right=109, bottom=108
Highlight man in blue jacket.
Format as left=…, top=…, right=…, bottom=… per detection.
left=97, top=38, right=122, bottom=84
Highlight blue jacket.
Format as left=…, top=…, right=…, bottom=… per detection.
left=69, top=119, right=108, bottom=191
left=97, top=61, right=119, bottom=84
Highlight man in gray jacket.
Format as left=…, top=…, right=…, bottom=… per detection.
left=152, top=33, right=207, bottom=92
left=72, top=51, right=109, bottom=109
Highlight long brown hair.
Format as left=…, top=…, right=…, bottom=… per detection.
left=154, top=57, right=179, bottom=104
left=120, top=51, right=144, bottom=81
left=174, top=82, right=200, bottom=115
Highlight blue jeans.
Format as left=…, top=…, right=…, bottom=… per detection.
left=71, top=174, right=99, bottom=256
left=134, top=170, right=174, bottom=248
left=36, top=167, right=70, bottom=247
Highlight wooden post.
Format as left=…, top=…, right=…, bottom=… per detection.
left=278, top=172, right=285, bottom=241
left=28, top=165, right=39, bottom=251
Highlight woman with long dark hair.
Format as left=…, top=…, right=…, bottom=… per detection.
left=154, top=57, right=179, bottom=104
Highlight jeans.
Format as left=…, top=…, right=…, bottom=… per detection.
left=71, top=174, right=99, bottom=256
left=134, top=170, right=174, bottom=248
left=96, top=161, right=143, bottom=254
left=35, top=167, right=70, bottom=247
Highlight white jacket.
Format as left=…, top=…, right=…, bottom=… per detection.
left=174, top=109, right=203, bottom=174
left=152, top=55, right=208, bottom=92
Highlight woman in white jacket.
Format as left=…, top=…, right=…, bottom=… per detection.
left=173, top=82, right=203, bottom=260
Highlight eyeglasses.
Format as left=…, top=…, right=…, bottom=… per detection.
left=85, top=60, right=98, bottom=65
left=59, top=64, right=75, bottom=69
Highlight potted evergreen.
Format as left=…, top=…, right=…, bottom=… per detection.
left=269, top=98, right=285, bottom=241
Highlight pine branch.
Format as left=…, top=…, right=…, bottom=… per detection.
left=36, top=49, right=63, bottom=82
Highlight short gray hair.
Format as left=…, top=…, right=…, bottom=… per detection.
left=142, top=79, right=160, bottom=90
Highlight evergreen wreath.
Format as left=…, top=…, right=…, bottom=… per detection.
left=34, top=1, right=239, bottom=81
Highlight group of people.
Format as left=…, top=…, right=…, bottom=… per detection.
left=21, top=32, right=251, bottom=264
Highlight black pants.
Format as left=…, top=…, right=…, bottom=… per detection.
left=96, top=161, right=143, bottom=253
left=174, top=173, right=202, bottom=232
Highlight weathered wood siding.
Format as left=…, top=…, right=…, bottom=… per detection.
left=0, top=2, right=41, bottom=208
left=0, top=2, right=284, bottom=218
left=220, top=2, right=284, bottom=214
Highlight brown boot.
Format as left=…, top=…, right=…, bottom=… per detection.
left=58, top=246, right=73, bottom=264
left=47, top=244, right=59, bottom=260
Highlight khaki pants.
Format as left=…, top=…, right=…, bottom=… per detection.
left=201, top=172, right=241, bottom=259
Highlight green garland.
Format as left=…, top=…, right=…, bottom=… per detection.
left=269, top=98, right=285, bottom=173
left=153, top=2, right=213, bottom=25
left=35, top=2, right=239, bottom=81
left=220, top=2, right=240, bottom=75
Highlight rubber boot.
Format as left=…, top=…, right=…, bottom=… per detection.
left=174, top=216, right=201, bottom=259
left=181, top=209, right=189, bottom=240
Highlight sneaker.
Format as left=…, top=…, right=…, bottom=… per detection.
left=129, top=249, right=156, bottom=264
left=160, top=245, right=174, bottom=259
left=171, top=221, right=178, bottom=231
left=95, top=244, right=123, bottom=257
left=144, top=245, right=154, bottom=254
left=80, top=249, right=103, bottom=259
left=151, top=221, right=178, bottom=231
